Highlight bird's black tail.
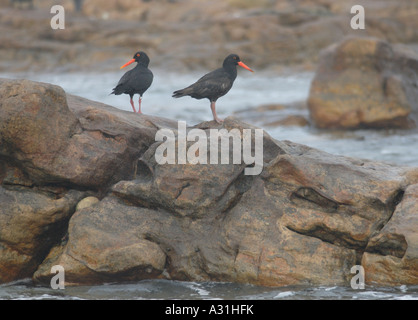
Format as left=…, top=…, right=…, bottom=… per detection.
left=172, top=88, right=190, bottom=98
left=110, top=85, right=123, bottom=96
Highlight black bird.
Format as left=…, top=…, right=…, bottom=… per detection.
left=111, top=51, right=153, bottom=113
left=172, top=54, right=253, bottom=123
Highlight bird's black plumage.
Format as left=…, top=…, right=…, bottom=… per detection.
left=172, top=54, right=253, bottom=123
left=111, top=51, right=153, bottom=113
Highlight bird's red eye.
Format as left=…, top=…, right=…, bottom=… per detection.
left=136, top=53, right=140, bottom=57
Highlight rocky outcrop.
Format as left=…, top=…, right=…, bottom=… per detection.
left=308, top=37, right=418, bottom=129
left=0, top=79, right=175, bottom=191
left=33, top=141, right=418, bottom=287
left=1, top=78, right=418, bottom=287
left=0, top=78, right=177, bottom=282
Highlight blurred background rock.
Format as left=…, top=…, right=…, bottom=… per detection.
left=1, top=0, right=417, bottom=73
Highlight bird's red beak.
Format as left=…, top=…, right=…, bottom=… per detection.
left=238, top=61, right=254, bottom=72
left=120, top=58, right=136, bottom=69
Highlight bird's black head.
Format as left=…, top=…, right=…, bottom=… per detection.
left=223, top=54, right=253, bottom=72
left=133, top=51, right=150, bottom=65
left=120, top=51, right=150, bottom=69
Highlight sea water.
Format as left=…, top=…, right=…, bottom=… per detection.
left=0, top=278, right=417, bottom=300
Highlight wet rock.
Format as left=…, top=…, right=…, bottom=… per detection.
left=307, top=37, right=418, bottom=129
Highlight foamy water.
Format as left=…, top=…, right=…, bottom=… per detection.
left=1, top=279, right=417, bottom=300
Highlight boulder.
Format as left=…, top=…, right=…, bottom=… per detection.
left=0, top=78, right=177, bottom=284
left=0, top=78, right=177, bottom=192
left=307, top=37, right=418, bottom=129
left=1, top=78, right=418, bottom=287
left=30, top=105, right=418, bottom=287
left=33, top=196, right=168, bottom=285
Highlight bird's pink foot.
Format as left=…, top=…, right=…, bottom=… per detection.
left=137, top=97, right=142, bottom=113
left=211, top=102, right=223, bottom=124
left=130, top=98, right=137, bottom=113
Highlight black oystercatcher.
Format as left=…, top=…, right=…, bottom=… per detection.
left=172, top=54, right=253, bottom=123
left=111, top=51, right=153, bottom=113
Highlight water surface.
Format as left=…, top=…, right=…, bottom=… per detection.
left=1, top=279, right=417, bottom=300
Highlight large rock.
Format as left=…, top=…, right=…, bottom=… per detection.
left=1, top=78, right=418, bottom=287
left=0, top=78, right=176, bottom=191
left=307, top=37, right=418, bottom=129
left=33, top=111, right=418, bottom=287
left=0, top=78, right=176, bottom=284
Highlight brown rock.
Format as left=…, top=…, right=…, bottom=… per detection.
left=33, top=116, right=418, bottom=287
left=33, top=196, right=168, bottom=285
left=2, top=79, right=417, bottom=287
left=363, top=183, right=418, bottom=285
left=0, top=78, right=177, bottom=191
left=307, top=37, right=418, bottom=129
left=112, top=117, right=283, bottom=218
left=0, top=186, right=85, bottom=283
left=0, top=78, right=177, bottom=284
left=0, top=79, right=79, bottom=177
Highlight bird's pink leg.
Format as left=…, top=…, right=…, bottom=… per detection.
left=137, top=97, right=142, bottom=114
left=210, top=101, right=223, bottom=124
left=130, top=97, right=137, bottom=113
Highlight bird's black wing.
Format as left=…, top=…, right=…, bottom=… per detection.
left=131, top=68, right=154, bottom=95
left=111, top=68, right=135, bottom=95
left=173, top=68, right=233, bottom=100
left=111, top=68, right=153, bottom=96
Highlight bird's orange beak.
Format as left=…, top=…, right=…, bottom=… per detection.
left=120, top=58, right=136, bottom=69
left=238, top=61, right=254, bottom=72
